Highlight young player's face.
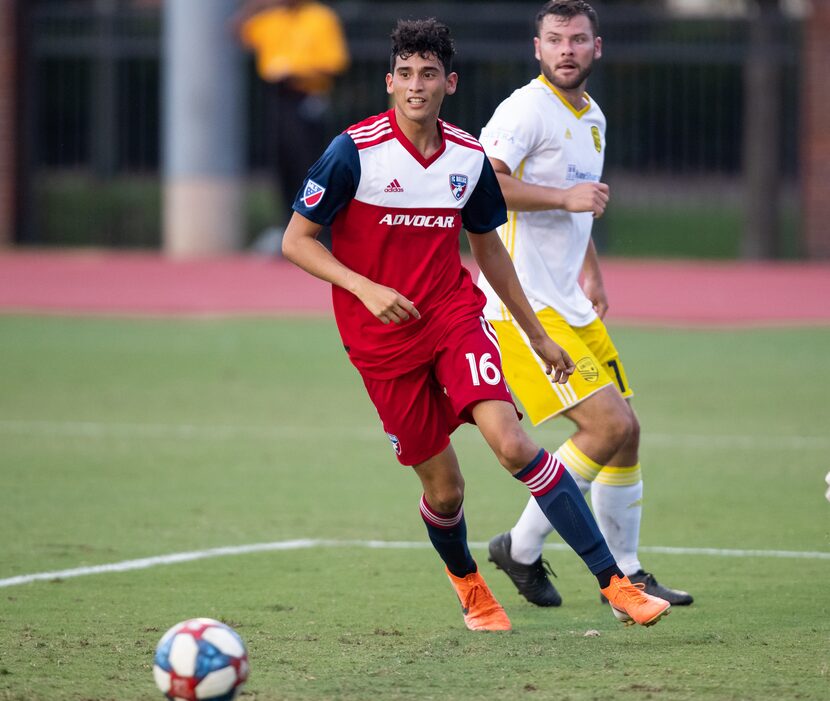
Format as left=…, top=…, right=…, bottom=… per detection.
left=386, top=52, right=458, bottom=126
left=534, top=13, right=601, bottom=92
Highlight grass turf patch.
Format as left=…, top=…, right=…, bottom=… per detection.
left=0, top=317, right=828, bottom=700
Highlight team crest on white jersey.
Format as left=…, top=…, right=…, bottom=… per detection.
left=449, top=174, right=468, bottom=201
left=591, top=126, right=602, bottom=152
left=302, top=180, right=325, bottom=208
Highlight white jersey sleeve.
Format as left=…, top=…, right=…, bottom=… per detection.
left=479, top=90, right=543, bottom=173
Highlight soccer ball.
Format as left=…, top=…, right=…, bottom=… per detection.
left=153, top=618, right=249, bottom=701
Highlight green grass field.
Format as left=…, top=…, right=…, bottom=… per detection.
left=1, top=316, right=828, bottom=701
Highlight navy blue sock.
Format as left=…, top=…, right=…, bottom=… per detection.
left=514, top=449, right=618, bottom=576
left=419, top=494, right=476, bottom=578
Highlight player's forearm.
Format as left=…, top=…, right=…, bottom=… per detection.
left=281, top=219, right=366, bottom=295
left=496, top=173, right=567, bottom=212
left=470, top=233, right=547, bottom=343
left=483, top=266, right=547, bottom=342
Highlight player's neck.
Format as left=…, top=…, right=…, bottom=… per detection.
left=540, top=73, right=590, bottom=112
left=551, top=82, right=588, bottom=112
left=393, top=107, right=443, bottom=159
left=557, top=85, right=588, bottom=111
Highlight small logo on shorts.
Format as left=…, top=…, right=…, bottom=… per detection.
left=386, top=432, right=402, bottom=455
left=576, top=357, right=599, bottom=382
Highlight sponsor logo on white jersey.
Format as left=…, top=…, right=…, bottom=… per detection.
left=384, top=179, right=404, bottom=193
left=378, top=213, right=456, bottom=227
left=566, top=164, right=601, bottom=182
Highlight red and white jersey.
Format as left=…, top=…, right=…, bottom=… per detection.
left=293, top=108, right=507, bottom=378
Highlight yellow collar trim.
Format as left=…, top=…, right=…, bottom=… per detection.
left=537, top=74, right=591, bottom=118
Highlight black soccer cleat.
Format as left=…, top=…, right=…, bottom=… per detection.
left=600, top=570, right=694, bottom=606
left=487, top=532, right=562, bottom=607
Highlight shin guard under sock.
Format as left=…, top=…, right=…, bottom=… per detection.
left=419, top=494, right=476, bottom=577
left=514, top=449, right=617, bottom=575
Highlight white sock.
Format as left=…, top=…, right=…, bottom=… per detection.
left=590, top=478, right=643, bottom=575
left=509, top=458, right=592, bottom=565
left=509, top=497, right=553, bottom=565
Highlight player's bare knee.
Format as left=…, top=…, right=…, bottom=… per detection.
left=491, top=428, right=536, bottom=472
left=427, top=485, right=465, bottom=514
left=422, top=473, right=466, bottom=514
left=600, top=410, right=634, bottom=452
left=626, top=412, right=641, bottom=450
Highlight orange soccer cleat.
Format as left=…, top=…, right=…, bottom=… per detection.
left=446, top=567, right=512, bottom=631
left=600, top=574, right=671, bottom=627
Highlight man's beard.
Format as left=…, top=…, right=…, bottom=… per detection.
left=542, top=60, right=593, bottom=91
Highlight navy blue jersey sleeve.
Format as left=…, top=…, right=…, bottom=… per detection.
left=292, top=133, right=360, bottom=226
left=461, top=156, right=508, bottom=234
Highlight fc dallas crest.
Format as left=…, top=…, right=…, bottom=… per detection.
left=449, top=173, right=468, bottom=201
left=302, top=180, right=326, bottom=208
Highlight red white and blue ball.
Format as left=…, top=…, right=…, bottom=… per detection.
left=153, top=618, right=249, bottom=701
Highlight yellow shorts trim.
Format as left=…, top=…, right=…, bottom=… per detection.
left=594, top=464, right=643, bottom=486
left=491, top=307, right=634, bottom=426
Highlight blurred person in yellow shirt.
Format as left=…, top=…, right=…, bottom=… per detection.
left=235, top=0, right=349, bottom=243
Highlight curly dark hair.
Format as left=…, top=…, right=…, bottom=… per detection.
left=389, top=18, right=455, bottom=75
left=535, top=0, right=599, bottom=37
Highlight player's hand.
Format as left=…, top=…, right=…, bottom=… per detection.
left=582, top=276, right=609, bottom=319
left=354, top=279, right=421, bottom=325
left=530, top=336, right=575, bottom=384
left=561, top=182, right=610, bottom=219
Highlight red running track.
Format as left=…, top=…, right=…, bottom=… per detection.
left=1, top=250, right=829, bottom=326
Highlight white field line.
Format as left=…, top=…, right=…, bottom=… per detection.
left=1, top=419, right=829, bottom=451
left=1, top=539, right=828, bottom=589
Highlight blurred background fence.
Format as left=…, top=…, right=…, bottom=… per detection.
left=8, top=0, right=815, bottom=258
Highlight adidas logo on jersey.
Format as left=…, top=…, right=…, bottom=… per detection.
left=384, top=179, right=404, bottom=193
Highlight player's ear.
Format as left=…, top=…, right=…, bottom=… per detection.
left=385, top=73, right=394, bottom=95
left=594, top=36, right=602, bottom=60
left=533, top=36, right=541, bottom=62
left=445, top=71, right=458, bottom=96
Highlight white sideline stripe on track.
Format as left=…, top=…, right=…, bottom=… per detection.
left=1, top=419, right=829, bottom=450
left=1, top=539, right=828, bottom=589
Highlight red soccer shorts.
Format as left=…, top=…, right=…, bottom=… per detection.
left=359, top=315, right=518, bottom=466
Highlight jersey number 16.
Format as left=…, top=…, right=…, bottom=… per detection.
left=465, top=352, right=502, bottom=386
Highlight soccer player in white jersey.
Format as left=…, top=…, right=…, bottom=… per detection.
left=283, top=17, right=672, bottom=631
left=478, top=0, right=693, bottom=607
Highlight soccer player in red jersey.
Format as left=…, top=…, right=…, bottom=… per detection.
left=282, top=18, right=670, bottom=631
